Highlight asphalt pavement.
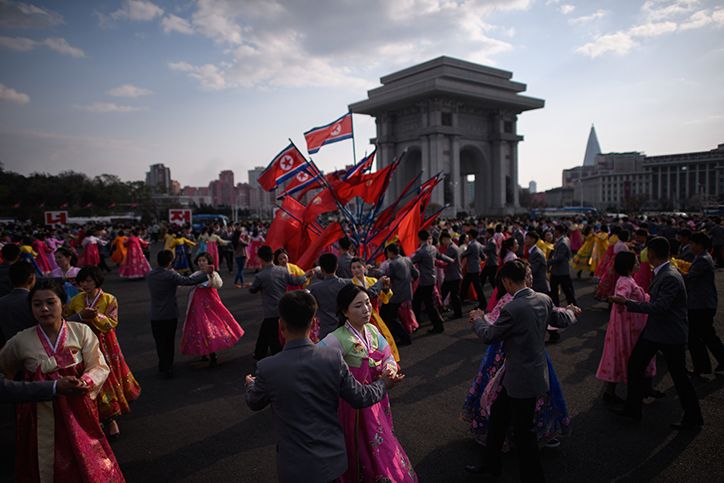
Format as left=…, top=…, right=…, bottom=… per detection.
left=58, top=258, right=724, bottom=482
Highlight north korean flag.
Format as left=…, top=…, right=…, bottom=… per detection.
left=304, top=112, right=353, bottom=154
left=343, top=149, right=376, bottom=181
left=276, top=166, right=320, bottom=199
left=258, top=143, right=308, bottom=191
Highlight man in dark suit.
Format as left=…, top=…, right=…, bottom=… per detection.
left=0, top=261, right=36, bottom=347
left=460, top=229, right=487, bottom=309
left=1, top=375, right=86, bottom=403
left=466, top=259, right=579, bottom=481
left=611, top=236, right=703, bottom=429
left=380, top=243, right=419, bottom=346
left=245, top=290, right=403, bottom=483
left=411, top=230, right=453, bottom=334
left=684, top=232, right=724, bottom=375
left=524, top=231, right=550, bottom=294
left=147, top=250, right=212, bottom=377
left=548, top=224, right=577, bottom=307
left=439, top=231, right=462, bottom=319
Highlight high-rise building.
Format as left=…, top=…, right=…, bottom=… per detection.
left=528, top=181, right=537, bottom=193
left=583, top=125, right=602, bottom=167
left=145, top=163, right=171, bottom=193
left=211, top=170, right=236, bottom=206
left=248, top=167, right=275, bottom=217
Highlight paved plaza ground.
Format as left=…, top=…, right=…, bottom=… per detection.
left=9, top=251, right=724, bottom=482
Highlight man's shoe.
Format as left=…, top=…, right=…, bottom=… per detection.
left=427, top=327, right=444, bottom=334
left=464, top=464, right=501, bottom=476
left=670, top=420, right=703, bottom=431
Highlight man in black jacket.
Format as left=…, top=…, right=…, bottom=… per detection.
left=611, top=236, right=703, bottom=429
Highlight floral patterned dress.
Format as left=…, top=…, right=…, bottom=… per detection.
left=320, top=323, right=417, bottom=482
left=462, top=293, right=571, bottom=447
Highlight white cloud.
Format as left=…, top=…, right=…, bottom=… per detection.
left=0, top=1, right=64, bottom=29
left=42, top=37, right=85, bottom=58
left=161, top=14, right=193, bottom=35
left=559, top=4, right=575, bottom=15
left=569, top=9, right=607, bottom=24
left=98, top=0, right=163, bottom=26
left=169, top=0, right=528, bottom=90
left=168, top=61, right=229, bottom=91
left=0, top=83, right=30, bottom=104
left=641, top=0, right=699, bottom=21
left=576, top=31, right=638, bottom=58
left=0, top=35, right=35, bottom=51
left=629, top=21, right=678, bottom=37
left=78, top=102, right=147, bottom=113
left=0, top=35, right=85, bottom=58
left=107, top=84, right=153, bottom=98
left=680, top=9, right=713, bottom=29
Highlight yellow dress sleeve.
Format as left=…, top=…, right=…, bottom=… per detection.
left=90, top=293, right=119, bottom=333
left=366, top=276, right=393, bottom=304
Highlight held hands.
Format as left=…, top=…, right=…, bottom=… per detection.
left=381, top=366, right=405, bottom=389
left=204, top=264, right=215, bottom=274
left=244, top=374, right=256, bottom=386
left=468, top=308, right=485, bottom=324
left=608, top=295, right=626, bottom=305
left=80, top=308, right=97, bottom=321
left=56, top=376, right=88, bottom=395
left=380, top=276, right=391, bottom=290
left=565, top=304, right=583, bottom=317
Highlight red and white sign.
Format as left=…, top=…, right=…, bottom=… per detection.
left=45, top=211, right=68, bottom=225
left=169, top=209, right=192, bottom=226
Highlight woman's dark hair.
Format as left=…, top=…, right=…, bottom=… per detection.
left=29, top=278, right=67, bottom=310
left=613, top=251, right=637, bottom=276
left=279, top=290, right=317, bottom=333
left=76, top=266, right=104, bottom=288
left=500, top=237, right=516, bottom=262
left=350, top=257, right=364, bottom=267
left=336, top=283, right=369, bottom=328
left=525, top=231, right=540, bottom=243
left=619, top=230, right=630, bottom=243
left=55, top=247, right=77, bottom=266
left=195, top=251, right=213, bottom=265
left=582, top=225, right=592, bottom=236
left=273, top=248, right=288, bottom=265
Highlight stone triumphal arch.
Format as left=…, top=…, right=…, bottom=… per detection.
left=349, top=56, right=544, bottom=216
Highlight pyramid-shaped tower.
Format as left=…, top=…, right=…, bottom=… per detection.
left=583, top=124, right=601, bottom=166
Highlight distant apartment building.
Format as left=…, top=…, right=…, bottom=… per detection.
left=145, top=163, right=171, bottom=193
left=181, top=186, right=212, bottom=206
left=247, top=166, right=276, bottom=217
left=210, top=170, right=236, bottom=207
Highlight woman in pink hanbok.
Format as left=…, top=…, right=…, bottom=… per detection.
left=595, top=229, right=630, bottom=300
left=596, top=251, right=657, bottom=403
left=119, top=230, right=151, bottom=279
left=78, top=230, right=106, bottom=267
left=180, top=252, right=245, bottom=366
left=319, top=284, right=417, bottom=483
left=246, top=229, right=264, bottom=271
left=31, top=234, right=53, bottom=274
left=0, top=279, right=125, bottom=482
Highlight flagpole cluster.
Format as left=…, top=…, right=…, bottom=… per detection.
left=256, top=111, right=447, bottom=268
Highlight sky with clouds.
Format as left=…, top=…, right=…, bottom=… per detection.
left=0, top=0, right=722, bottom=191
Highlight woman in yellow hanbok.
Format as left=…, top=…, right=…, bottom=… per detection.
left=571, top=226, right=595, bottom=276
left=590, top=227, right=611, bottom=275
left=350, top=257, right=400, bottom=364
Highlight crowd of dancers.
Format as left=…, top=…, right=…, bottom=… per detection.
left=1, top=213, right=723, bottom=482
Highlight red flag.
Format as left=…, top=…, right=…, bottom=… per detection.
left=336, top=161, right=397, bottom=205
left=258, top=144, right=308, bottom=191
left=343, top=149, right=376, bottom=181
left=277, top=166, right=319, bottom=199
left=296, top=222, right=344, bottom=270
left=266, top=203, right=303, bottom=253
left=304, top=113, right=353, bottom=154
left=396, top=199, right=422, bottom=257
left=303, top=188, right=341, bottom=224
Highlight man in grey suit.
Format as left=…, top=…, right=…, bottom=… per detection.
left=0, top=261, right=36, bottom=347
left=466, top=259, right=579, bottom=481
left=684, top=232, right=724, bottom=374
left=524, top=231, right=550, bottom=294
left=380, top=243, right=418, bottom=346
left=611, top=236, right=703, bottom=430
left=335, top=237, right=355, bottom=279
left=460, top=229, right=487, bottom=309
left=411, top=230, right=453, bottom=334
left=439, top=231, right=463, bottom=319
left=147, top=249, right=212, bottom=377
left=245, top=290, right=403, bottom=483
left=548, top=224, right=577, bottom=307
